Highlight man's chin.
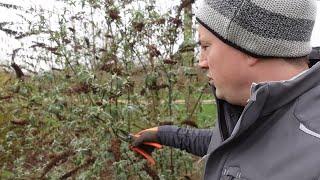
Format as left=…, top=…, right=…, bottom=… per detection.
left=212, top=86, right=225, bottom=100
left=215, top=89, right=223, bottom=99
left=208, top=83, right=221, bottom=98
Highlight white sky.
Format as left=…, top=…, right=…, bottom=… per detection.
left=0, top=0, right=320, bottom=63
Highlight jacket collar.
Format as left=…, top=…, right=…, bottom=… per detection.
left=211, top=62, right=320, bottom=140
left=251, top=62, right=320, bottom=116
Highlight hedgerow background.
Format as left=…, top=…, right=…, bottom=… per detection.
left=0, top=0, right=217, bottom=179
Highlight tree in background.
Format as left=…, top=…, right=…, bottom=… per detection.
left=0, top=0, right=215, bottom=179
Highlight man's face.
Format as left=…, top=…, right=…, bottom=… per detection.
left=198, top=25, right=251, bottom=104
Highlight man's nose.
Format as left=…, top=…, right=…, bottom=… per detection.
left=198, top=59, right=209, bottom=69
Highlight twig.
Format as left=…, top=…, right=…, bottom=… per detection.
left=59, top=156, right=96, bottom=179
left=40, top=150, right=75, bottom=179
left=185, top=85, right=206, bottom=121
left=11, top=118, right=28, bottom=126
left=11, top=62, right=24, bottom=79
left=143, top=163, right=160, bottom=180
left=0, top=95, right=13, bottom=101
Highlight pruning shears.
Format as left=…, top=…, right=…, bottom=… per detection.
left=114, top=128, right=162, bottom=165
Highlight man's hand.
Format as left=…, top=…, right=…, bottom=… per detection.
left=131, top=127, right=159, bottom=147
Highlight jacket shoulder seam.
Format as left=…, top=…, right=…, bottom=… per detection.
left=293, top=95, right=320, bottom=135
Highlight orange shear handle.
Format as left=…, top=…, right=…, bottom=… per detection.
left=130, top=146, right=156, bottom=165
left=142, top=142, right=162, bottom=149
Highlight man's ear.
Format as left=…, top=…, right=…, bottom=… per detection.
left=246, top=56, right=258, bottom=67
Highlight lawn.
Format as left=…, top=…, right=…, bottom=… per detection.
left=174, top=102, right=217, bottom=128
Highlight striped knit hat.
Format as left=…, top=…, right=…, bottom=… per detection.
left=195, top=0, right=318, bottom=58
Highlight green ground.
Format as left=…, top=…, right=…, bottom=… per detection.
left=174, top=103, right=217, bottom=128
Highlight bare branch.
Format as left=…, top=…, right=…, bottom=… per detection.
left=0, top=2, right=22, bottom=10
left=11, top=62, right=24, bottom=79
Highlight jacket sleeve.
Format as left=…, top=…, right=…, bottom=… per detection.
left=157, top=125, right=213, bottom=157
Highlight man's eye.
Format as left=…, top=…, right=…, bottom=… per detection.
left=197, top=42, right=209, bottom=51
left=201, top=46, right=208, bottom=50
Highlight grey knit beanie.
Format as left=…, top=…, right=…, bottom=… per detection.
left=195, top=0, right=318, bottom=58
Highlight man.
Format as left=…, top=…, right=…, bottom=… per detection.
left=132, top=0, right=320, bottom=179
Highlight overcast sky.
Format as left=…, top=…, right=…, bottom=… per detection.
left=0, top=0, right=320, bottom=62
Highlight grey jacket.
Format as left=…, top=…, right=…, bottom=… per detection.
left=158, top=63, right=320, bottom=179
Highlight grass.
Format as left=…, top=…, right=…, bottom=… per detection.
left=174, top=103, right=217, bottom=128
left=198, top=103, right=217, bottom=128
left=173, top=89, right=213, bottom=101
